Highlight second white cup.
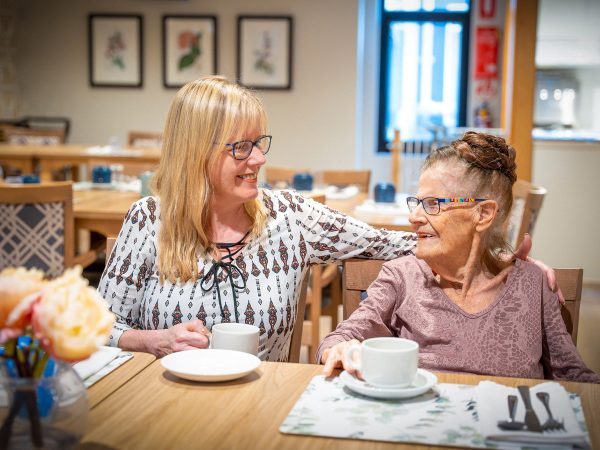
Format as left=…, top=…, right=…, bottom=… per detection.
left=210, top=323, right=260, bottom=356
left=345, top=337, right=418, bottom=388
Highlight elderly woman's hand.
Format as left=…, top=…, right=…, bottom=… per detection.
left=514, top=234, right=565, bottom=304
left=321, top=339, right=361, bottom=377
left=155, top=320, right=211, bottom=357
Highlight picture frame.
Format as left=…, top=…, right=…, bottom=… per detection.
left=237, top=16, right=293, bottom=90
left=88, top=14, right=143, bottom=88
left=162, top=15, right=218, bottom=89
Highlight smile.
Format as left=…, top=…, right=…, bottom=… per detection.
left=238, top=173, right=257, bottom=180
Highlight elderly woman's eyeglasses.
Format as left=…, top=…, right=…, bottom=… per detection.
left=225, top=135, right=272, bottom=160
left=406, top=197, right=487, bottom=215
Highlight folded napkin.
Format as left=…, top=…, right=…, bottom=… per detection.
left=476, top=381, right=589, bottom=449
left=324, top=184, right=360, bottom=200
left=72, top=346, right=121, bottom=380
left=73, top=180, right=141, bottom=193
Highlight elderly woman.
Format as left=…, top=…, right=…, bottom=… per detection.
left=319, top=132, right=599, bottom=383
left=98, top=76, right=417, bottom=361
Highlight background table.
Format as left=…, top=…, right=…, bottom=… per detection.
left=80, top=361, right=600, bottom=450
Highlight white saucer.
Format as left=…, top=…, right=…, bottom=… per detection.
left=339, top=369, right=437, bottom=399
left=161, top=349, right=260, bottom=382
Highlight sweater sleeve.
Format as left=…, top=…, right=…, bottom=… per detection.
left=269, top=190, right=416, bottom=264
left=97, top=197, right=158, bottom=347
left=540, top=274, right=600, bottom=383
left=316, top=261, right=405, bottom=362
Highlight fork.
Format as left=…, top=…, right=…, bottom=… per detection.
left=536, top=392, right=565, bottom=431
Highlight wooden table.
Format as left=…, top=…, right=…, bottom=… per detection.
left=86, top=352, right=156, bottom=409
left=74, top=189, right=141, bottom=237
left=0, top=144, right=160, bottom=182
left=80, top=361, right=600, bottom=449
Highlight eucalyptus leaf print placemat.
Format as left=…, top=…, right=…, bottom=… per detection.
left=279, top=375, right=589, bottom=449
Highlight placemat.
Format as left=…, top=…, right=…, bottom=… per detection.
left=279, top=375, right=590, bottom=449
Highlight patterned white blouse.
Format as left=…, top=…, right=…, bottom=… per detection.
left=98, top=189, right=416, bottom=361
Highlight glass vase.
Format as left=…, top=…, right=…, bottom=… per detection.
left=0, top=359, right=88, bottom=449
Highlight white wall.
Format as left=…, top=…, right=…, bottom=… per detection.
left=14, top=0, right=359, bottom=171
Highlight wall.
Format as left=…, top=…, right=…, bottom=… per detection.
left=14, top=0, right=359, bottom=171
left=532, top=140, right=600, bottom=283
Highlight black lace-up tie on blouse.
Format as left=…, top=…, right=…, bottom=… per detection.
left=200, top=231, right=250, bottom=323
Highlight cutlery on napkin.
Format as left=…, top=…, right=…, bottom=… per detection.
left=72, top=346, right=121, bottom=380
left=476, top=381, right=589, bottom=448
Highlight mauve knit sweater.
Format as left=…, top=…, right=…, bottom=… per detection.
left=317, top=256, right=599, bottom=383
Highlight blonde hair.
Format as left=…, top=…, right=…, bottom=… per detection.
left=153, top=76, right=268, bottom=283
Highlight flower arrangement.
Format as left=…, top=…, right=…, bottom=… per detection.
left=0, top=266, right=114, bottom=447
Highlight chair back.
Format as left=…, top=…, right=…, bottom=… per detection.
left=342, top=258, right=581, bottom=344
left=0, top=182, right=73, bottom=276
left=128, top=131, right=163, bottom=149
left=2, top=126, right=66, bottom=145
left=555, top=268, right=583, bottom=345
left=106, top=237, right=117, bottom=263
left=506, top=180, right=547, bottom=249
left=322, top=170, right=371, bottom=193
left=288, top=273, right=310, bottom=363
left=264, top=166, right=306, bottom=188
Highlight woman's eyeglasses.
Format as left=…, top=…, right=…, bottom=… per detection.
left=406, top=197, right=487, bottom=215
left=224, top=135, right=272, bottom=160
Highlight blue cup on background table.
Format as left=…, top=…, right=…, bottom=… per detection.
left=92, top=166, right=112, bottom=184
left=22, top=174, right=40, bottom=184
left=292, top=173, right=314, bottom=191
left=374, top=182, right=396, bottom=203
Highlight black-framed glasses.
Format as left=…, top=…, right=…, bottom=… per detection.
left=406, top=196, right=487, bottom=215
left=224, top=135, right=272, bottom=160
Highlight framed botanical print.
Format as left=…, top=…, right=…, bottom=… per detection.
left=237, top=16, right=293, bottom=90
left=88, top=14, right=143, bottom=88
left=162, top=15, right=218, bottom=89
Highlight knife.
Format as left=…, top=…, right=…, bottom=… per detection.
left=517, top=385, right=543, bottom=432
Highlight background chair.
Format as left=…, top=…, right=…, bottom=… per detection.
left=0, top=182, right=74, bottom=277
left=341, top=258, right=582, bottom=345
left=506, top=179, right=547, bottom=249
left=264, top=166, right=305, bottom=189
left=128, top=131, right=163, bottom=149
left=322, top=170, right=371, bottom=193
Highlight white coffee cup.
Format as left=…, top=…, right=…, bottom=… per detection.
left=210, top=323, right=259, bottom=356
left=345, top=337, right=418, bottom=388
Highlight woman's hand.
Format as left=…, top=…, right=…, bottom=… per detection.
left=514, top=234, right=565, bottom=304
left=154, top=320, right=211, bottom=357
left=321, top=339, right=361, bottom=377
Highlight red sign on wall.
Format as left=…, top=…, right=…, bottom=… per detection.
left=475, top=27, right=499, bottom=80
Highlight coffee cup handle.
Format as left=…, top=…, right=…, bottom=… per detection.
left=344, top=344, right=361, bottom=372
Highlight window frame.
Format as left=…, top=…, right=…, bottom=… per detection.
left=377, top=5, right=471, bottom=152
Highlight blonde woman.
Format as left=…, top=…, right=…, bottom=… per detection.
left=98, top=77, right=558, bottom=361
left=98, top=76, right=417, bottom=360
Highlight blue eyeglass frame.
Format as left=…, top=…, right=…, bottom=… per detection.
left=224, top=135, right=272, bottom=160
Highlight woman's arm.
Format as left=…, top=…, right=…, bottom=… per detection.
left=274, top=190, right=416, bottom=262
left=540, top=276, right=600, bottom=383
left=317, top=261, right=405, bottom=374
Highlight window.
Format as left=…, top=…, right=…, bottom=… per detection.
left=378, top=0, right=471, bottom=151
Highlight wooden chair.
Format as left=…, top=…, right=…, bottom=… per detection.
left=128, top=131, right=163, bottom=149
left=264, top=166, right=305, bottom=189
left=342, top=258, right=583, bottom=345
left=322, top=170, right=371, bottom=193
left=0, top=182, right=74, bottom=277
left=506, top=180, right=547, bottom=249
